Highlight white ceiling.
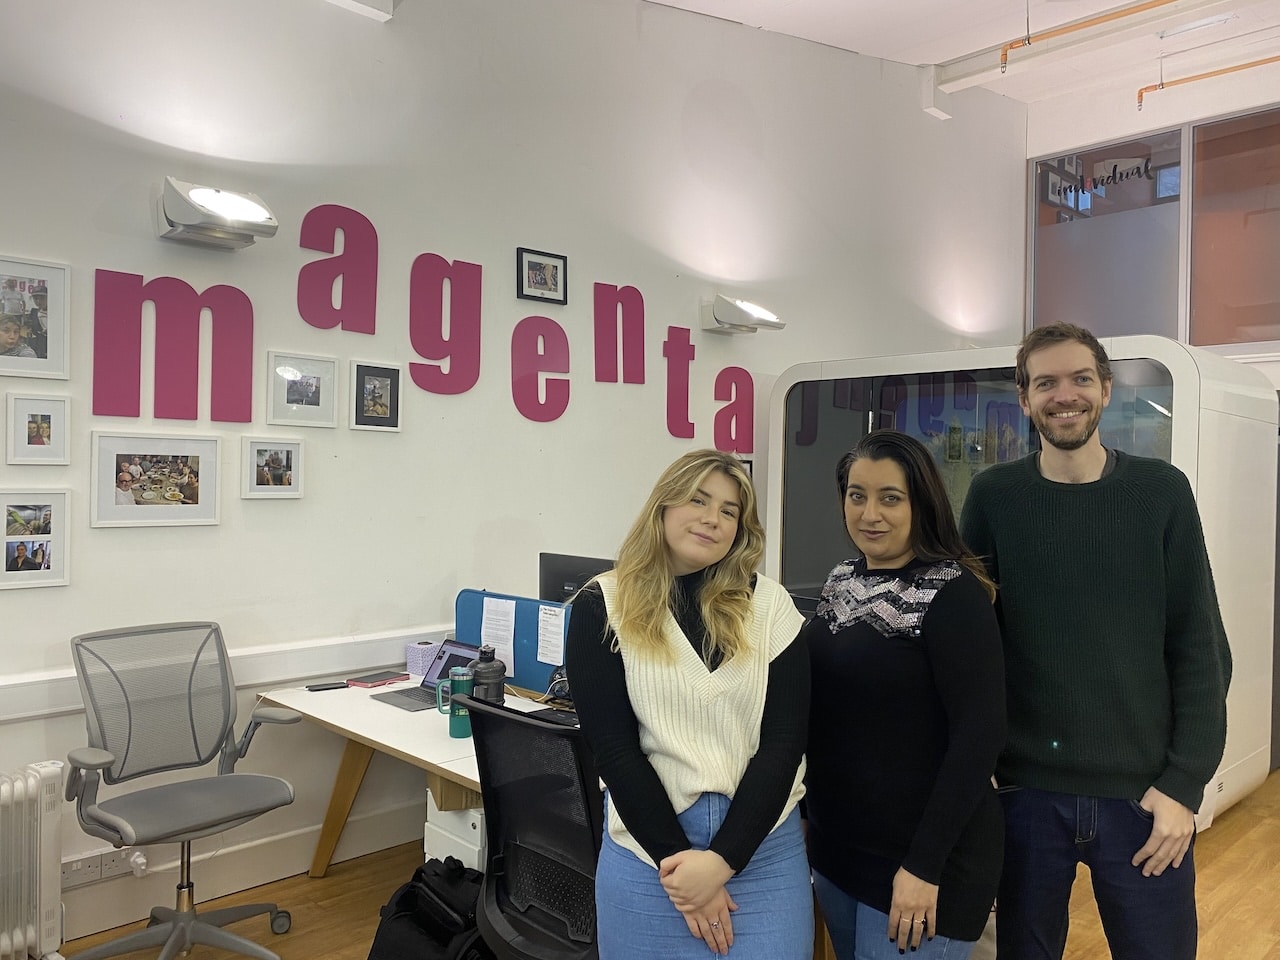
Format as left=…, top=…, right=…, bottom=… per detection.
left=643, top=0, right=1280, bottom=105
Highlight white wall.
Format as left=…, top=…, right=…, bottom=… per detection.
left=0, top=0, right=1028, bottom=936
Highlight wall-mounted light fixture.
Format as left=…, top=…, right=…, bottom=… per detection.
left=155, top=176, right=279, bottom=250
left=700, top=295, right=786, bottom=336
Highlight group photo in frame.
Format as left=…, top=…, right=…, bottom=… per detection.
left=0, top=255, right=69, bottom=380
left=350, top=361, right=401, bottom=431
left=2, top=489, right=69, bottom=589
left=91, top=432, right=220, bottom=527
left=516, top=247, right=568, bottom=305
left=242, top=437, right=304, bottom=499
left=6, top=393, right=70, bottom=465
left=267, top=350, right=338, bottom=428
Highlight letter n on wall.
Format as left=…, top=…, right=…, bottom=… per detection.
left=93, top=270, right=254, bottom=422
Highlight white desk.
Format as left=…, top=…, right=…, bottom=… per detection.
left=262, top=680, right=540, bottom=877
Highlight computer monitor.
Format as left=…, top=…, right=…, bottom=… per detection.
left=538, top=552, right=614, bottom=603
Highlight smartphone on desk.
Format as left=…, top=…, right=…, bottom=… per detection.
left=305, top=682, right=349, bottom=692
left=346, top=670, right=411, bottom=688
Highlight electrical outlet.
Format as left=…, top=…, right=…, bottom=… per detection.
left=61, top=854, right=102, bottom=889
left=100, top=849, right=133, bottom=879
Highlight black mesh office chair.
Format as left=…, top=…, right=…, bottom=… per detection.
left=65, top=622, right=301, bottom=960
left=459, top=696, right=605, bottom=960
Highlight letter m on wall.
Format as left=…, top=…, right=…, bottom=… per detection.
left=93, top=270, right=253, bottom=422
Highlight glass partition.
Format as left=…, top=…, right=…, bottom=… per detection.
left=778, top=360, right=1173, bottom=597
left=1190, top=105, right=1280, bottom=345
left=1031, top=130, right=1182, bottom=339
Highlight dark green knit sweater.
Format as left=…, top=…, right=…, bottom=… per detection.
left=960, top=451, right=1231, bottom=811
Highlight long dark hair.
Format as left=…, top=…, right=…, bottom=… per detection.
left=837, top=430, right=995, bottom=600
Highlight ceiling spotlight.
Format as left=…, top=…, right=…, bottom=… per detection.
left=155, top=176, right=279, bottom=250
left=701, top=295, right=786, bottom=336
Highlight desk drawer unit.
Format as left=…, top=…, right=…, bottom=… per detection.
left=425, top=790, right=486, bottom=870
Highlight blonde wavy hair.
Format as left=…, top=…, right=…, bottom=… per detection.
left=607, top=450, right=763, bottom=663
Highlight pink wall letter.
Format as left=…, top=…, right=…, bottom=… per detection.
left=93, top=270, right=253, bottom=422
left=408, top=254, right=483, bottom=395
left=593, top=283, right=645, bottom=384
left=297, top=204, right=379, bottom=333
left=662, top=325, right=695, bottom=439
left=713, top=366, right=754, bottom=453
left=511, top=316, right=570, bottom=422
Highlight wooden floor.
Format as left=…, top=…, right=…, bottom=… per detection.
left=63, top=769, right=1280, bottom=960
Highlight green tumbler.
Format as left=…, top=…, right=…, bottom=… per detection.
left=436, top=666, right=475, bottom=738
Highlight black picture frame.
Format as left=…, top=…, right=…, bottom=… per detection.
left=516, top=247, right=568, bottom=305
left=350, top=361, right=402, bottom=431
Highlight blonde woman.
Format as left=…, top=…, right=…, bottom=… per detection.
left=565, top=449, right=811, bottom=958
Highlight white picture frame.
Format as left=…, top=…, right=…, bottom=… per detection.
left=91, top=432, right=220, bottom=527
left=267, top=351, right=338, bottom=428
left=2, top=489, right=69, bottom=589
left=0, top=256, right=69, bottom=380
left=7, top=393, right=70, bottom=464
left=242, top=437, right=304, bottom=499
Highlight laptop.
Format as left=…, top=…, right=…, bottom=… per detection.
left=371, top=639, right=478, bottom=712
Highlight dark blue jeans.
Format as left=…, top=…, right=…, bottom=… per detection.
left=996, top=787, right=1197, bottom=960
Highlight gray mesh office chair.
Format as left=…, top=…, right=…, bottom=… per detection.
left=65, top=622, right=301, bottom=960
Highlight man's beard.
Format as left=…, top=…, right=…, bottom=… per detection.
left=1034, top=406, right=1102, bottom=451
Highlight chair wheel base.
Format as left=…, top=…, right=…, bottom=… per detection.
left=270, top=911, right=291, bottom=935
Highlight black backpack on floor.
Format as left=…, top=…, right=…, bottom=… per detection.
left=367, top=856, right=496, bottom=960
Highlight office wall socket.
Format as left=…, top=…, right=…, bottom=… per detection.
left=61, top=854, right=102, bottom=889
left=100, top=849, right=133, bottom=879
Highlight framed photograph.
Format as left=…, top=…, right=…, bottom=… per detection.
left=2, top=490, right=69, bottom=589
left=7, top=393, right=70, bottom=464
left=266, top=351, right=338, bottom=428
left=1046, top=172, right=1063, bottom=206
left=516, top=247, right=568, bottom=305
left=242, top=437, right=303, bottom=499
left=350, top=361, right=401, bottom=432
left=1154, top=163, right=1182, bottom=202
left=91, top=432, right=220, bottom=527
left=0, top=256, right=68, bottom=380
left=1062, top=155, right=1080, bottom=177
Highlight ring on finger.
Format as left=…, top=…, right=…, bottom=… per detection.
left=709, top=921, right=721, bottom=930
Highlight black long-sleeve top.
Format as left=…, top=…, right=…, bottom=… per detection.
left=803, top=556, right=1006, bottom=941
left=564, top=570, right=810, bottom=872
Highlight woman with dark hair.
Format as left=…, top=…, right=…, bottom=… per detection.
left=802, top=430, right=1005, bottom=959
left=566, top=449, right=811, bottom=958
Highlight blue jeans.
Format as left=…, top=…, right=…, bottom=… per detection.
left=812, top=870, right=975, bottom=960
left=595, top=793, right=813, bottom=959
left=996, top=786, right=1197, bottom=960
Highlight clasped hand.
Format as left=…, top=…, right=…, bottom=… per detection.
left=659, top=849, right=737, bottom=955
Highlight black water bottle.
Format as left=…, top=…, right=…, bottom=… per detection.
left=469, top=645, right=507, bottom=705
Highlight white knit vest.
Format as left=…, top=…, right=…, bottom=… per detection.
left=597, top=571, right=806, bottom=867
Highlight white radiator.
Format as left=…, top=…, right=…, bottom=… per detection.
left=0, top=762, right=63, bottom=960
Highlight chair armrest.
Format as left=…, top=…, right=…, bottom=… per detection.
left=218, top=705, right=302, bottom=774
left=66, top=747, right=115, bottom=802
left=251, top=706, right=302, bottom=725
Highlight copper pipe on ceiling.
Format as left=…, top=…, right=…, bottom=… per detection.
left=1137, top=52, right=1280, bottom=108
left=1000, top=0, right=1184, bottom=72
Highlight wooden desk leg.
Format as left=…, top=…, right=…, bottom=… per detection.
left=426, top=772, right=482, bottom=812
left=309, top=738, right=376, bottom=878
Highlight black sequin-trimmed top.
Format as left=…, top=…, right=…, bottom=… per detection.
left=803, top=555, right=1006, bottom=942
